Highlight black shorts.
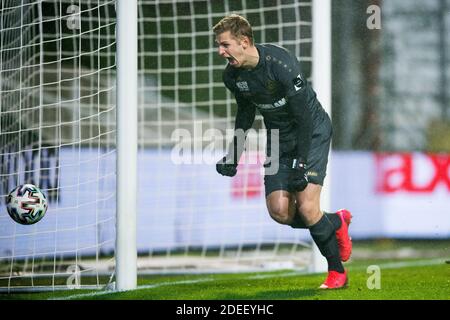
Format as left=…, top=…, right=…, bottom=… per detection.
left=264, top=116, right=332, bottom=197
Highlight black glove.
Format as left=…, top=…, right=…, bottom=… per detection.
left=290, top=158, right=309, bottom=192
left=216, top=156, right=238, bottom=177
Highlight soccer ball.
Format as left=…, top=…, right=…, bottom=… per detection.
left=6, top=184, right=48, bottom=225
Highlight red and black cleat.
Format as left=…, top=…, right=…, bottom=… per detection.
left=335, top=209, right=353, bottom=262
left=319, top=270, right=348, bottom=289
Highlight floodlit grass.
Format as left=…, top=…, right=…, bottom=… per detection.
left=1, top=258, right=449, bottom=300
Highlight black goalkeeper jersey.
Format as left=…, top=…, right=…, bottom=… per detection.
left=223, top=43, right=329, bottom=156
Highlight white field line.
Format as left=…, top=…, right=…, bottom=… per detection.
left=51, top=258, right=446, bottom=300
left=49, top=278, right=216, bottom=300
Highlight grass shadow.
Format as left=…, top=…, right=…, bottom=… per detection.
left=218, top=288, right=320, bottom=300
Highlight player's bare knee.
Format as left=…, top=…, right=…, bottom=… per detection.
left=296, top=201, right=314, bottom=216
left=268, top=205, right=291, bottom=225
left=269, top=212, right=291, bottom=225
left=296, top=201, right=320, bottom=225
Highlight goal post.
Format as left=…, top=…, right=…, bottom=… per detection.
left=311, top=0, right=331, bottom=273
left=115, top=0, right=137, bottom=292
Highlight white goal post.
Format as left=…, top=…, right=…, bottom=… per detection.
left=115, top=0, right=137, bottom=292
left=0, top=0, right=331, bottom=292
left=312, top=0, right=332, bottom=273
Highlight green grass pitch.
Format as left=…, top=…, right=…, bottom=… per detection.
left=1, top=257, right=449, bottom=300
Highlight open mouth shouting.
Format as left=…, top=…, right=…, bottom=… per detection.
left=225, top=55, right=238, bottom=66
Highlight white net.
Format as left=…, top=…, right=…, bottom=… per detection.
left=137, top=0, right=317, bottom=274
left=0, top=0, right=116, bottom=291
left=0, top=0, right=323, bottom=292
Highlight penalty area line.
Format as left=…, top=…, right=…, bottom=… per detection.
left=50, top=269, right=305, bottom=300
left=49, top=278, right=215, bottom=300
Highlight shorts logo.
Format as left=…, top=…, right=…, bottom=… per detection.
left=307, top=171, right=318, bottom=177
left=293, top=74, right=304, bottom=91
left=236, top=81, right=249, bottom=92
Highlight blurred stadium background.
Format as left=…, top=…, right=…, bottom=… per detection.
left=0, top=0, right=449, bottom=294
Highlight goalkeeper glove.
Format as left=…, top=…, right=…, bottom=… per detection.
left=290, top=158, right=309, bottom=192
left=216, top=156, right=238, bottom=177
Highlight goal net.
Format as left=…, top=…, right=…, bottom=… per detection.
left=136, top=0, right=328, bottom=275
left=0, top=0, right=329, bottom=292
left=0, top=0, right=116, bottom=291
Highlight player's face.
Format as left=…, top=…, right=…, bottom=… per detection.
left=215, top=31, right=246, bottom=68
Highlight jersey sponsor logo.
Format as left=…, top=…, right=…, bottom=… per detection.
left=293, top=74, right=304, bottom=91
left=266, top=80, right=278, bottom=94
left=255, top=97, right=287, bottom=110
left=236, top=81, right=249, bottom=92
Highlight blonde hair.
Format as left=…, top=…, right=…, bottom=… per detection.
left=212, top=14, right=254, bottom=45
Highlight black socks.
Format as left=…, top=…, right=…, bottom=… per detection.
left=308, top=214, right=344, bottom=273
left=291, top=211, right=342, bottom=230
left=325, top=212, right=342, bottom=230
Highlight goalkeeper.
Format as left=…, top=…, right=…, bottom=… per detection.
left=213, top=14, right=352, bottom=289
